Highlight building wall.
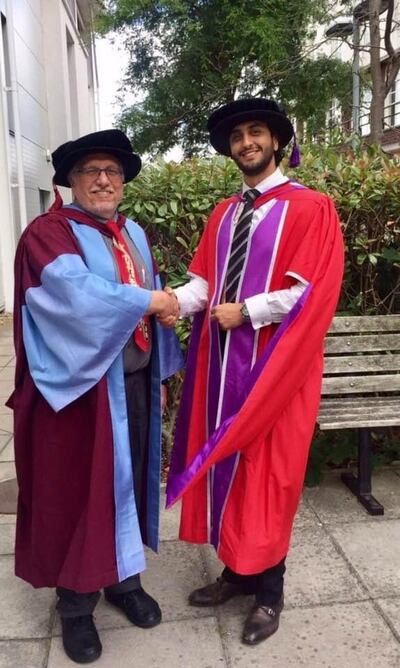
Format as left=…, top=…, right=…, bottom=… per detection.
left=0, top=0, right=98, bottom=311
left=313, top=1, right=400, bottom=150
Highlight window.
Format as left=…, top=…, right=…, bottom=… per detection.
left=39, top=190, right=50, bottom=214
left=384, top=75, right=400, bottom=129
left=63, top=0, right=87, bottom=38
left=360, top=88, right=371, bottom=137
left=327, top=98, right=342, bottom=129
left=64, top=0, right=77, bottom=22
left=77, top=12, right=85, bottom=39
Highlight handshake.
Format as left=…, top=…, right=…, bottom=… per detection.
left=148, top=286, right=180, bottom=328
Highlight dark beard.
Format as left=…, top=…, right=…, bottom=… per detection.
left=233, top=147, right=275, bottom=176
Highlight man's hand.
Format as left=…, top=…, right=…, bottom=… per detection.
left=210, top=303, right=244, bottom=330
left=147, top=290, right=179, bottom=327
left=156, top=286, right=180, bottom=328
left=147, top=290, right=179, bottom=320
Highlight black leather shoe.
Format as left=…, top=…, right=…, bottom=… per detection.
left=242, top=595, right=284, bottom=645
left=104, top=587, right=162, bottom=628
left=61, top=615, right=102, bottom=664
left=188, top=577, right=254, bottom=607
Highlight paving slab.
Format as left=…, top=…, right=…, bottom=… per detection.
left=0, top=414, right=13, bottom=432
left=48, top=617, right=226, bottom=668
left=0, top=366, right=15, bottom=381
left=292, top=497, right=320, bottom=529
left=0, top=404, right=12, bottom=418
left=285, top=525, right=367, bottom=607
left=159, top=490, right=181, bottom=541
left=0, top=462, right=16, bottom=482
left=3, top=355, right=15, bottom=363
left=0, top=523, right=15, bottom=555
left=0, top=439, right=14, bottom=462
left=0, top=330, right=13, bottom=340
left=0, top=432, right=12, bottom=451
left=141, top=541, right=216, bottom=623
left=0, top=556, right=55, bottom=639
left=0, top=639, right=49, bottom=668
left=219, top=600, right=400, bottom=668
left=199, top=543, right=223, bottom=580
left=376, top=597, right=400, bottom=638
left=201, top=525, right=366, bottom=610
left=304, top=470, right=400, bottom=522
left=0, top=358, right=13, bottom=366
left=330, top=520, right=400, bottom=598
left=0, top=514, right=16, bottom=525
left=0, top=478, right=18, bottom=514
left=0, top=380, right=13, bottom=400
left=0, top=356, right=14, bottom=368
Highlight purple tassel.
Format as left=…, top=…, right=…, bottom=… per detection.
left=289, top=141, right=301, bottom=168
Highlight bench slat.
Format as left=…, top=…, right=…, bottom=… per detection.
left=318, top=397, right=400, bottom=427
left=318, top=409, right=400, bottom=425
left=324, top=354, right=400, bottom=373
left=321, top=317, right=400, bottom=431
left=322, top=374, right=400, bottom=394
left=319, top=402, right=400, bottom=414
left=318, top=416, right=400, bottom=429
left=321, top=397, right=399, bottom=409
left=329, top=315, right=400, bottom=333
left=324, top=333, right=400, bottom=354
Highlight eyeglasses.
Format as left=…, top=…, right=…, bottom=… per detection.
left=73, top=167, right=124, bottom=180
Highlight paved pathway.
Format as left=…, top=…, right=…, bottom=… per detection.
left=1, top=316, right=400, bottom=667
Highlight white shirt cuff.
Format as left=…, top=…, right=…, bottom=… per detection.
left=174, top=276, right=209, bottom=316
left=245, top=281, right=308, bottom=330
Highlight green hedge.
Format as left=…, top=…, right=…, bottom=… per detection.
left=121, top=145, right=400, bottom=481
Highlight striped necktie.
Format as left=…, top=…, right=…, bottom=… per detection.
left=225, top=188, right=260, bottom=302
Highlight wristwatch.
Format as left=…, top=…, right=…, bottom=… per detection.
left=240, top=302, right=251, bottom=322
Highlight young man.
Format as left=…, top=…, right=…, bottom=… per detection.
left=165, top=98, right=344, bottom=645
left=8, top=130, right=182, bottom=663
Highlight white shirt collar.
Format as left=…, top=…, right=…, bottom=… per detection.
left=242, top=168, right=288, bottom=196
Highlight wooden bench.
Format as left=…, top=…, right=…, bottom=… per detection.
left=318, top=315, right=400, bottom=516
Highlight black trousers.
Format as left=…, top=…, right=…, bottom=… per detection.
left=222, top=558, right=286, bottom=607
left=217, top=331, right=286, bottom=606
left=57, top=369, right=150, bottom=619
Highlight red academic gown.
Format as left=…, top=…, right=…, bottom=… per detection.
left=167, top=182, right=344, bottom=574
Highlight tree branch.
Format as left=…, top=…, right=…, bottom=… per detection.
left=384, top=0, right=395, bottom=58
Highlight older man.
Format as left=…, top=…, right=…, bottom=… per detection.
left=166, top=98, right=344, bottom=646
left=8, top=130, right=182, bottom=663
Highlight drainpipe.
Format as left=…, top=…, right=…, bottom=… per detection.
left=352, top=17, right=361, bottom=134
left=0, top=11, right=15, bottom=310
left=89, top=4, right=100, bottom=130
left=5, top=0, right=28, bottom=232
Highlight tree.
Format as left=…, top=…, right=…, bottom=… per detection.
left=368, top=0, right=400, bottom=143
left=330, top=0, right=400, bottom=145
left=98, top=0, right=350, bottom=154
left=280, top=56, right=352, bottom=141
